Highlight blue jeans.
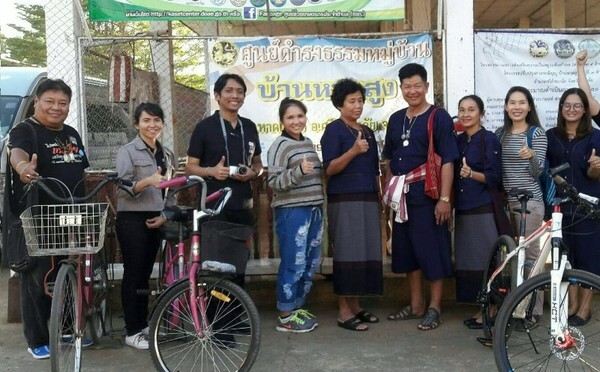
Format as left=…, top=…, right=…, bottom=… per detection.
left=275, top=206, right=323, bottom=312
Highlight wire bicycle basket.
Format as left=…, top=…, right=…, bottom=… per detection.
left=20, top=203, right=109, bottom=256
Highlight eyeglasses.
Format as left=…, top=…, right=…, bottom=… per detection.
left=562, top=103, right=584, bottom=111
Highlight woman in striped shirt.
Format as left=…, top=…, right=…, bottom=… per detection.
left=268, top=98, right=324, bottom=333
left=495, top=86, right=547, bottom=320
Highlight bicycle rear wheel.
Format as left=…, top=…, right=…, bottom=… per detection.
left=481, top=235, right=517, bottom=339
left=493, top=269, right=600, bottom=371
left=90, top=251, right=110, bottom=342
left=149, top=276, right=261, bottom=372
left=50, top=264, right=82, bottom=372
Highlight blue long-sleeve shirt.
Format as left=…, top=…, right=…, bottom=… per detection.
left=454, top=129, right=502, bottom=211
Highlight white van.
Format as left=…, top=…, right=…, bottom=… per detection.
left=0, top=67, right=46, bottom=140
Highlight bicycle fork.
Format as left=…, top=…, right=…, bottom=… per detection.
left=548, top=212, right=573, bottom=347
left=189, top=236, right=208, bottom=336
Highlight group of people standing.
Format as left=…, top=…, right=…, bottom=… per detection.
left=10, top=51, right=600, bottom=359
left=268, top=53, right=600, bottom=335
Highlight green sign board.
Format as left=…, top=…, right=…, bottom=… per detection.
left=89, top=0, right=404, bottom=22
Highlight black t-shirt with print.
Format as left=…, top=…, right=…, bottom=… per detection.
left=8, top=119, right=90, bottom=212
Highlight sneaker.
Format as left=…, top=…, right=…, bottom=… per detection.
left=294, top=309, right=318, bottom=326
left=141, top=326, right=149, bottom=336
left=125, top=332, right=149, bottom=350
left=61, top=336, right=93, bottom=348
left=276, top=312, right=318, bottom=333
left=27, top=345, right=50, bottom=360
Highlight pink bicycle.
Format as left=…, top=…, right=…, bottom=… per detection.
left=148, top=175, right=260, bottom=372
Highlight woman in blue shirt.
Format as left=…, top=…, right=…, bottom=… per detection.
left=320, top=79, right=382, bottom=332
left=453, top=95, right=502, bottom=329
left=546, top=88, right=600, bottom=326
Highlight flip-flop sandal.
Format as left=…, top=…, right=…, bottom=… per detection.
left=418, top=308, right=441, bottom=331
left=337, top=317, right=368, bottom=331
left=355, top=310, right=379, bottom=323
left=388, top=305, right=422, bottom=321
left=463, top=318, right=483, bottom=329
left=463, top=317, right=478, bottom=325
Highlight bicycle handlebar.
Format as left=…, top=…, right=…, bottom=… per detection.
left=157, top=175, right=232, bottom=217
left=28, top=173, right=133, bottom=204
left=550, top=163, right=600, bottom=216
left=157, top=176, right=187, bottom=189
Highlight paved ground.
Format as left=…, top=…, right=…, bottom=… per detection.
left=0, top=269, right=497, bottom=371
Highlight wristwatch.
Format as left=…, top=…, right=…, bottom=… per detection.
left=440, top=196, right=450, bottom=203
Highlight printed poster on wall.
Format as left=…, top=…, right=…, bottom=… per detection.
left=207, top=34, right=433, bottom=161
left=89, top=0, right=404, bottom=22
left=474, top=31, right=600, bottom=131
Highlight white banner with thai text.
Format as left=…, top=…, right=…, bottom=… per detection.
left=207, top=34, right=434, bottom=162
left=474, top=31, right=600, bottom=131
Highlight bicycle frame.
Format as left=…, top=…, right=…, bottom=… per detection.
left=161, top=230, right=187, bottom=288
left=486, top=219, right=552, bottom=294
left=155, top=175, right=232, bottom=335
left=184, top=193, right=224, bottom=335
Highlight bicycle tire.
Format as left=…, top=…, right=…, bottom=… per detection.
left=50, top=264, right=82, bottom=372
left=493, top=269, right=600, bottom=371
left=90, top=251, right=110, bottom=343
left=481, top=234, right=517, bottom=339
left=149, top=276, right=261, bottom=372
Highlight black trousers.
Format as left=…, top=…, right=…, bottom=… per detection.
left=21, top=256, right=57, bottom=348
left=116, top=212, right=161, bottom=336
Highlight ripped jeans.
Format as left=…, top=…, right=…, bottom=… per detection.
left=275, top=206, right=323, bottom=313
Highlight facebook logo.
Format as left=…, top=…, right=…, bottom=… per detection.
left=243, top=7, right=257, bottom=20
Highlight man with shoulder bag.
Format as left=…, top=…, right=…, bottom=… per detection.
left=7, top=79, right=89, bottom=360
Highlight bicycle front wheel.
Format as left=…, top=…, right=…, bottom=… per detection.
left=149, top=276, right=261, bottom=372
left=481, top=235, right=517, bottom=338
left=493, top=269, right=600, bottom=371
left=50, top=264, right=82, bottom=372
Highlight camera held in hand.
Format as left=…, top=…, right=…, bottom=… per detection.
left=229, top=165, right=248, bottom=176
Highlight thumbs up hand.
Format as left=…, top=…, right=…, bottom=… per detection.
left=300, top=154, right=314, bottom=175
left=351, top=130, right=369, bottom=155
left=147, top=166, right=165, bottom=187
left=589, top=148, right=600, bottom=170
left=460, top=157, right=473, bottom=178
left=212, top=156, right=230, bottom=180
left=518, top=139, right=535, bottom=160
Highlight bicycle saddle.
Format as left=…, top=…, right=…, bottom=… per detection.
left=162, top=205, right=195, bottom=222
left=509, top=188, right=533, bottom=199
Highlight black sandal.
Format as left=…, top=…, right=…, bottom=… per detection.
left=417, top=308, right=441, bottom=331
left=355, top=310, right=379, bottom=323
left=337, top=317, right=368, bottom=331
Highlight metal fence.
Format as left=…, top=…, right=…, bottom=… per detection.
left=78, top=36, right=209, bottom=170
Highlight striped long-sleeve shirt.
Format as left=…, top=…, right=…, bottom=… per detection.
left=267, top=134, right=324, bottom=208
left=496, top=126, right=547, bottom=203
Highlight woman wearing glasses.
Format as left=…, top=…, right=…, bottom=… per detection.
left=546, top=88, right=600, bottom=327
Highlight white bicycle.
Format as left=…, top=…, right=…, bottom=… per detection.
left=489, top=164, right=600, bottom=370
